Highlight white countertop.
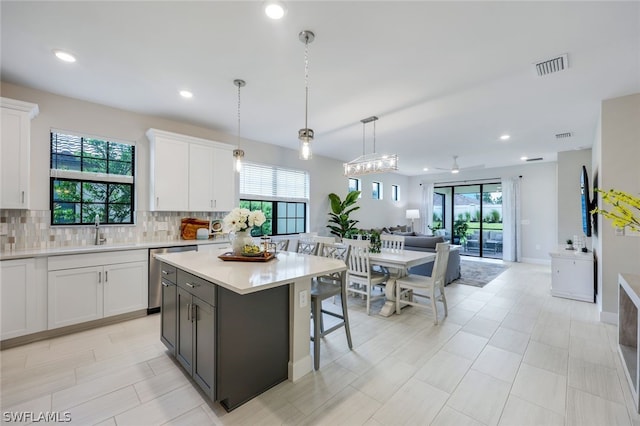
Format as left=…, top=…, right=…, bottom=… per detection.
left=155, top=250, right=347, bottom=295
left=549, top=247, right=594, bottom=260
left=0, top=238, right=230, bottom=261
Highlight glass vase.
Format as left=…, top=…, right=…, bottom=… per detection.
left=231, top=231, right=253, bottom=255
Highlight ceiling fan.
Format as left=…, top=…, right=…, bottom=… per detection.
left=434, top=155, right=484, bottom=174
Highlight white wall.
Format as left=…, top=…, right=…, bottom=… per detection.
left=592, top=93, right=640, bottom=323
left=1, top=81, right=407, bottom=236
left=408, top=161, right=558, bottom=263
left=557, top=149, right=592, bottom=248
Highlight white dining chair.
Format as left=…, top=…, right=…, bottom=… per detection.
left=310, top=242, right=352, bottom=370
left=379, top=234, right=406, bottom=277
left=345, top=239, right=388, bottom=315
left=381, top=234, right=405, bottom=251
left=395, top=243, right=450, bottom=324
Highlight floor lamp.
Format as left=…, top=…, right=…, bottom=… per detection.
left=406, top=209, right=420, bottom=233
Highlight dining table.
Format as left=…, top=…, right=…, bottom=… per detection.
left=368, top=249, right=436, bottom=316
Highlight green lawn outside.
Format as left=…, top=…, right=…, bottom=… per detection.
left=467, top=222, right=503, bottom=231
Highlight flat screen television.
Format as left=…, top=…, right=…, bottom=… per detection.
left=580, top=165, right=592, bottom=237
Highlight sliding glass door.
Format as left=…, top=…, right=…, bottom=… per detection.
left=436, top=182, right=503, bottom=259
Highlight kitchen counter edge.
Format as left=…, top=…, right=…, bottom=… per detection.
left=0, top=239, right=230, bottom=261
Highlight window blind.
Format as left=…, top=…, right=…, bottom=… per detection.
left=240, top=162, right=309, bottom=201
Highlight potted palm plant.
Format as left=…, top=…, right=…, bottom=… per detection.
left=327, top=191, right=361, bottom=239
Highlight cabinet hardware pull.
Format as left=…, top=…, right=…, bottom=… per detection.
left=98, top=271, right=102, bottom=283
left=162, top=281, right=170, bottom=287
left=187, top=303, right=191, bottom=321
left=157, top=197, right=159, bottom=207
left=192, top=304, right=197, bottom=322
left=210, top=200, right=213, bottom=208
left=21, top=191, right=24, bottom=204
left=161, top=270, right=172, bottom=275
left=185, top=282, right=198, bottom=288
left=105, top=271, right=108, bottom=282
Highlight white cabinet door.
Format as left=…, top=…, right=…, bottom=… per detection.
left=1, top=258, right=47, bottom=339
left=211, top=146, right=236, bottom=211
left=189, top=143, right=215, bottom=211
left=48, top=266, right=103, bottom=329
left=150, top=135, right=189, bottom=211
left=103, top=261, right=148, bottom=317
left=551, top=254, right=594, bottom=302
left=0, top=100, right=37, bottom=209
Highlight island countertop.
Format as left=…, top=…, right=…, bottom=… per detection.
left=154, top=250, right=347, bottom=295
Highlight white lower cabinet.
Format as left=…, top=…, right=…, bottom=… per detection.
left=48, top=250, right=148, bottom=329
left=0, top=258, right=47, bottom=340
left=550, top=250, right=594, bottom=302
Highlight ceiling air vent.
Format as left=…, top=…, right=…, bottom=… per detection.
left=526, top=157, right=543, bottom=162
left=534, top=54, right=568, bottom=77
left=555, top=132, right=573, bottom=139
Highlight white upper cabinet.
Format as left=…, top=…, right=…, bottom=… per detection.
left=148, top=130, right=189, bottom=211
left=147, top=129, right=236, bottom=212
left=0, top=97, right=39, bottom=209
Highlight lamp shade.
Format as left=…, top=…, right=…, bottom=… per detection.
left=406, top=209, right=420, bottom=220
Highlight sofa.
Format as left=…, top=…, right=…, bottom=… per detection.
left=368, top=226, right=461, bottom=285
left=402, top=235, right=461, bottom=285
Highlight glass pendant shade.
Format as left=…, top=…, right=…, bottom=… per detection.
left=298, top=128, right=313, bottom=160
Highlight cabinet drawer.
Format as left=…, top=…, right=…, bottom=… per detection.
left=177, top=270, right=215, bottom=306
left=160, top=263, right=177, bottom=284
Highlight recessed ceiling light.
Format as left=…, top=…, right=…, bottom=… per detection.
left=423, top=167, right=429, bottom=171
left=264, top=1, right=287, bottom=19
left=520, top=156, right=528, bottom=161
left=500, top=134, right=511, bottom=141
left=53, top=49, right=76, bottom=63
left=179, top=90, right=193, bottom=99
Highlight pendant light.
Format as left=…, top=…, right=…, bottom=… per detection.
left=298, top=30, right=315, bottom=160
left=233, top=79, right=246, bottom=173
left=343, top=116, right=398, bottom=176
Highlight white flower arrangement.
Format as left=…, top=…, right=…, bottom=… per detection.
left=223, top=208, right=266, bottom=233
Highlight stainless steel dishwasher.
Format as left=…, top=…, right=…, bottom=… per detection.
left=148, top=245, right=197, bottom=314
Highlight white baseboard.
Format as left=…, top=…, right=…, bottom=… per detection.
left=600, top=310, right=618, bottom=325
left=521, top=257, right=551, bottom=265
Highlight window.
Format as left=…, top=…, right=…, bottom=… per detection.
left=348, top=178, right=360, bottom=193
left=50, top=131, right=135, bottom=225
left=240, top=199, right=306, bottom=236
left=391, top=184, right=400, bottom=202
left=372, top=181, right=382, bottom=199
left=239, top=162, right=309, bottom=236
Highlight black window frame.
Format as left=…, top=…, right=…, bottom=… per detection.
left=391, top=184, right=400, bottom=202
left=50, top=131, right=135, bottom=226
left=372, top=181, right=382, bottom=200
left=240, top=198, right=307, bottom=236
left=348, top=178, right=361, bottom=193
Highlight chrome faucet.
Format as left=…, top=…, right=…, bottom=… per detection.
left=94, top=214, right=106, bottom=245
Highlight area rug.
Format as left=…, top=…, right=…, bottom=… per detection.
left=453, top=259, right=509, bottom=288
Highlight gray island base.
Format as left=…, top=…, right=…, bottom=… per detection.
left=155, top=250, right=346, bottom=411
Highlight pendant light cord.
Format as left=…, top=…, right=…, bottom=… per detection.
left=237, top=82, right=241, bottom=145
left=304, top=37, right=310, bottom=130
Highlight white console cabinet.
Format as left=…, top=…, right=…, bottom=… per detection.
left=147, top=129, right=236, bottom=212
left=549, top=249, right=594, bottom=302
left=0, top=97, right=39, bottom=209
left=0, top=258, right=47, bottom=340
left=47, top=250, right=148, bottom=329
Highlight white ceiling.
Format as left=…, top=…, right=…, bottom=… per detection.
left=2, top=1, right=639, bottom=176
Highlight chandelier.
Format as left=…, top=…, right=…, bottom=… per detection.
left=233, top=79, right=246, bottom=173
left=343, top=116, right=398, bottom=176
left=298, top=30, right=315, bottom=160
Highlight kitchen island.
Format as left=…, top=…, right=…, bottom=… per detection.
left=154, top=249, right=346, bottom=410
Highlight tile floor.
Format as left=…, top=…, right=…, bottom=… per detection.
left=1, top=261, right=638, bottom=425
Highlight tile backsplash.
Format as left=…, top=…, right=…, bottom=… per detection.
left=0, top=210, right=227, bottom=252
